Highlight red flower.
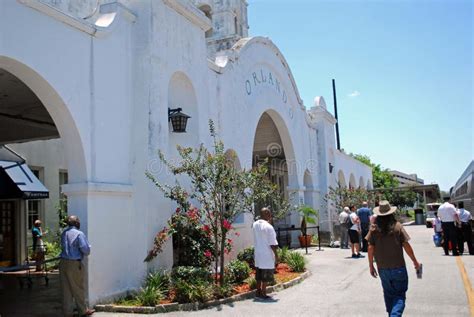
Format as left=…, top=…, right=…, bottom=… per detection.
left=223, top=220, right=232, bottom=230
left=202, top=225, right=210, bottom=232
left=234, top=232, right=240, bottom=237
left=176, top=207, right=181, bottom=213
left=224, top=248, right=230, bottom=255
left=204, top=250, right=212, bottom=258
left=227, top=238, right=233, bottom=244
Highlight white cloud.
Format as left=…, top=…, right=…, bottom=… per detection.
left=348, top=90, right=360, bottom=98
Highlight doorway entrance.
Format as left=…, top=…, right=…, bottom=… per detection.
left=0, top=201, right=15, bottom=267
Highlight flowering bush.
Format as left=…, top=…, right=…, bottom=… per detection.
left=145, top=120, right=290, bottom=285
left=144, top=207, right=213, bottom=267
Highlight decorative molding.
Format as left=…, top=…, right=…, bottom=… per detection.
left=163, top=0, right=211, bottom=32
left=17, top=0, right=136, bottom=37
left=62, top=182, right=133, bottom=197
left=18, top=0, right=96, bottom=35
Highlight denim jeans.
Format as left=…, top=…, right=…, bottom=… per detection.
left=378, top=266, right=408, bottom=317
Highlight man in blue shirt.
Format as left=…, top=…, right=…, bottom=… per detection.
left=60, top=215, right=94, bottom=316
left=357, top=201, right=372, bottom=252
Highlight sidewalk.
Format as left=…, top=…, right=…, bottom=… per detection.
left=96, top=225, right=472, bottom=317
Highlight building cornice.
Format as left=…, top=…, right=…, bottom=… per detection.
left=163, top=0, right=211, bottom=32
left=18, top=0, right=136, bottom=37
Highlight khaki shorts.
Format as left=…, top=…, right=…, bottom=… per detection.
left=256, top=268, right=274, bottom=282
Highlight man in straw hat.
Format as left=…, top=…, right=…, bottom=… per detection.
left=366, top=200, right=421, bottom=316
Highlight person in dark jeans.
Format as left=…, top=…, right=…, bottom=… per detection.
left=456, top=201, right=474, bottom=255
left=438, top=197, right=460, bottom=256
left=357, top=202, right=372, bottom=252
left=367, top=201, right=421, bottom=317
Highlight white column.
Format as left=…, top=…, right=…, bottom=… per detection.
left=62, top=182, right=145, bottom=304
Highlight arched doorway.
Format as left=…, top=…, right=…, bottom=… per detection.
left=252, top=110, right=297, bottom=246
left=303, top=170, right=314, bottom=207
left=337, top=170, right=347, bottom=188
left=359, top=176, right=365, bottom=189
left=0, top=56, right=87, bottom=315
left=349, top=174, right=356, bottom=189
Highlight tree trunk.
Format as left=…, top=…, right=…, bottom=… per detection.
left=219, top=231, right=226, bottom=286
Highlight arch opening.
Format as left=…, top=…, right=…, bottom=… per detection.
left=0, top=56, right=87, bottom=314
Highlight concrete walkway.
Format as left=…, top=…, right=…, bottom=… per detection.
left=96, top=225, right=473, bottom=317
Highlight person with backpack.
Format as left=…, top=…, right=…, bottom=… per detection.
left=339, top=207, right=350, bottom=249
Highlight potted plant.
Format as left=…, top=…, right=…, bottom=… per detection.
left=298, top=205, right=318, bottom=247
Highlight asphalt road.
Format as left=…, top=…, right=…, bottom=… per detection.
left=97, top=225, right=474, bottom=317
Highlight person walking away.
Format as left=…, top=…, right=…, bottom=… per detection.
left=357, top=201, right=373, bottom=252
left=32, top=220, right=45, bottom=271
left=433, top=212, right=443, bottom=247
left=456, top=202, right=474, bottom=255
left=366, top=200, right=421, bottom=317
left=60, top=215, right=95, bottom=316
left=339, top=207, right=350, bottom=249
left=349, top=206, right=363, bottom=258
left=253, top=207, right=279, bottom=299
left=438, top=197, right=460, bottom=256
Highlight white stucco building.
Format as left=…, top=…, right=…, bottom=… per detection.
left=0, top=0, right=371, bottom=304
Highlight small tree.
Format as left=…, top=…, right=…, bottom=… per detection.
left=145, top=120, right=290, bottom=285
left=325, top=184, right=377, bottom=214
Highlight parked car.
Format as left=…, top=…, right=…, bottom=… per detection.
left=425, top=203, right=441, bottom=228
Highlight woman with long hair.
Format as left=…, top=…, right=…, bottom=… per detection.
left=366, top=201, right=421, bottom=316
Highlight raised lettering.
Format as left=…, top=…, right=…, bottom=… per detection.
left=268, top=72, right=274, bottom=85
left=252, top=72, right=261, bottom=86
left=260, top=69, right=267, bottom=83
left=282, top=90, right=287, bottom=103
left=245, top=80, right=252, bottom=95
left=275, top=78, right=281, bottom=93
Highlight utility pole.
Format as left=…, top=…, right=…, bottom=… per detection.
left=332, top=79, right=341, bottom=150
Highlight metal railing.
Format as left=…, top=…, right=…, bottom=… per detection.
left=276, top=225, right=321, bottom=254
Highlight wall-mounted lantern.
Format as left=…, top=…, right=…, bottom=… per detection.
left=329, top=163, right=334, bottom=174
left=168, top=107, right=191, bottom=133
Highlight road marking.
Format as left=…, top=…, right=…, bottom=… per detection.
left=456, top=256, right=474, bottom=317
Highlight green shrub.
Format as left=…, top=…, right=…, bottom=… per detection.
left=136, top=285, right=164, bottom=307
left=212, top=283, right=234, bottom=299
left=245, top=276, right=257, bottom=290
left=225, top=259, right=251, bottom=285
left=173, top=280, right=213, bottom=303
left=237, top=247, right=254, bottom=268
left=145, top=270, right=170, bottom=293
left=171, top=266, right=211, bottom=284
left=44, top=241, right=61, bottom=258
left=286, top=252, right=306, bottom=272
left=277, top=246, right=290, bottom=263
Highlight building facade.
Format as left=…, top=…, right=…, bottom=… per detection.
left=390, top=170, right=424, bottom=187
left=0, top=0, right=371, bottom=303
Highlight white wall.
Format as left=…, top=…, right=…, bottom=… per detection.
left=1, top=0, right=373, bottom=304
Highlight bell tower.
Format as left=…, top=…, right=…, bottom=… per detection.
left=194, top=0, right=249, bottom=57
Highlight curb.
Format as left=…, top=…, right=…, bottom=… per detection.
left=95, top=270, right=311, bottom=314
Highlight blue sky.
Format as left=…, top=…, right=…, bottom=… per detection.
left=248, top=0, right=473, bottom=191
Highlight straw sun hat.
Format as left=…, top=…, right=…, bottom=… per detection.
left=373, top=200, right=397, bottom=216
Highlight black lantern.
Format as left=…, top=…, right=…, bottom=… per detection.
left=168, top=107, right=191, bottom=133
left=329, top=162, right=334, bottom=174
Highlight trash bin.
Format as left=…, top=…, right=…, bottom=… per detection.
left=414, top=208, right=424, bottom=225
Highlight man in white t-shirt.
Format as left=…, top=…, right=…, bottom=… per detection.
left=438, top=197, right=460, bottom=256
left=253, top=207, right=279, bottom=299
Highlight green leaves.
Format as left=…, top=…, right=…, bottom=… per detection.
left=145, top=119, right=290, bottom=285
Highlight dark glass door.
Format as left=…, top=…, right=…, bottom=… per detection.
left=0, top=201, right=15, bottom=267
